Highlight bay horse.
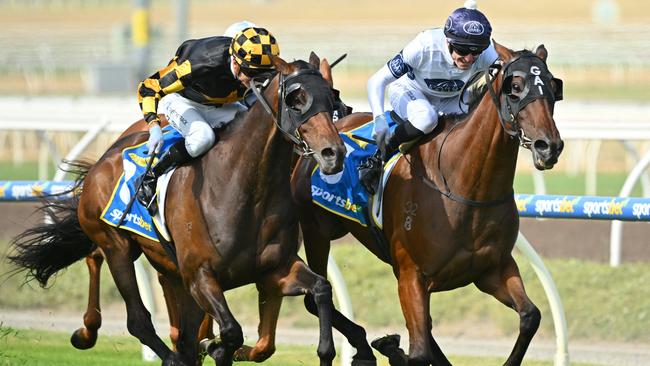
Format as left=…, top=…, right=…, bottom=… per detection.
left=9, top=54, right=356, bottom=366
left=46, top=54, right=375, bottom=365
left=291, top=43, right=564, bottom=366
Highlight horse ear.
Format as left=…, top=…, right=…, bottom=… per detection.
left=319, top=58, right=334, bottom=87
left=493, top=40, right=514, bottom=61
left=271, top=55, right=291, bottom=74
left=535, top=44, right=548, bottom=62
left=309, top=51, right=321, bottom=69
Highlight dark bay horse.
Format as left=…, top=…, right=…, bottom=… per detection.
left=9, top=55, right=353, bottom=366
left=291, top=43, right=564, bottom=366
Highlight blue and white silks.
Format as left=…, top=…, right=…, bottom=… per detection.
left=100, top=126, right=182, bottom=241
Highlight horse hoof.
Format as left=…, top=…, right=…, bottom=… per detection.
left=370, top=334, right=400, bottom=355
left=162, top=353, right=188, bottom=366
left=70, top=327, right=97, bottom=350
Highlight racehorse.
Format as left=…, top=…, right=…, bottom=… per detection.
left=291, top=43, right=564, bottom=366
left=55, top=54, right=373, bottom=365
left=9, top=54, right=355, bottom=366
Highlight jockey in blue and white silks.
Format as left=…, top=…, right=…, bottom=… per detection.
left=367, top=7, right=499, bottom=153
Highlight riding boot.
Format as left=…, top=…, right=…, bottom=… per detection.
left=359, top=120, right=424, bottom=194
left=137, top=140, right=193, bottom=214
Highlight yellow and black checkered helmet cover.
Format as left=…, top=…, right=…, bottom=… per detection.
left=229, top=27, right=280, bottom=69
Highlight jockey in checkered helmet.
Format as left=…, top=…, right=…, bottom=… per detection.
left=136, top=26, right=280, bottom=213
left=230, top=27, right=280, bottom=81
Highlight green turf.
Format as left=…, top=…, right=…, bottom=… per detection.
left=0, top=327, right=599, bottom=366
left=2, top=241, right=649, bottom=344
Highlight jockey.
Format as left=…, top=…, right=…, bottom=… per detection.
left=136, top=25, right=280, bottom=209
left=360, top=7, right=499, bottom=193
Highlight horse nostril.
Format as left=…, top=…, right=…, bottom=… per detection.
left=533, top=140, right=549, bottom=154
left=321, top=147, right=335, bottom=160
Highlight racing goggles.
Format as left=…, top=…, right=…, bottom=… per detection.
left=450, top=43, right=485, bottom=57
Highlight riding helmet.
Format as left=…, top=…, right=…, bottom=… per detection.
left=444, top=7, right=492, bottom=52
left=229, top=27, right=280, bottom=69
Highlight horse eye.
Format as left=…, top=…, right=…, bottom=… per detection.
left=511, top=83, right=522, bottom=93
left=287, top=89, right=313, bottom=113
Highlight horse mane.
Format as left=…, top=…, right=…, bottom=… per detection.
left=440, top=48, right=534, bottom=129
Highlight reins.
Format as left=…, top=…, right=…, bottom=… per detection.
left=401, top=62, right=518, bottom=208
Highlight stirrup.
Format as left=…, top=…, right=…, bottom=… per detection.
left=358, top=154, right=383, bottom=195
left=136, top=174, right=158, bottom=214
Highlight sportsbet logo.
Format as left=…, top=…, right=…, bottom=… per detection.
left=515, top=195, right=533, bottom=212
left=582, top=199, right=628, bottom=217
left=311, top=185, right=361, bottom=214
left=109, top=208, right=152, bottom=232
left=534, top=197, right=580, bottom=216
left=632, top=202, right=650, bottom=219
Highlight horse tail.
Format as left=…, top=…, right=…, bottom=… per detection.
left=8, top=160, right=97, bottom=288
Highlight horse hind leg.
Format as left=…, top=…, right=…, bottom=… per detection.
left=474, top=256, right=541, bottom=366
left=94, top=232, right=183, bottom=365
left=70, top=249, right=104, bottom=349
left=225, top=280, right=284, bottom=363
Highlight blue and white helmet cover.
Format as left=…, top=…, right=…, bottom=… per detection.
left=444, top=7, right=492, bottom=48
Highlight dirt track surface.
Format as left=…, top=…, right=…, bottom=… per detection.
left=2, top=202, right=648, bottom=263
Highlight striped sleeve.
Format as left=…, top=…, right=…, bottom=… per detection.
left=137, top=58, right=192, bottom=123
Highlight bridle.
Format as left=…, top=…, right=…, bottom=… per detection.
left=408, top=51, right=563, bottom=207
left=485, top=52, right=563, bottom=149
left=249, top=67, right=334, bottom=156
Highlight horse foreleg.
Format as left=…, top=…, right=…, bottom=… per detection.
left=474, top=255, right=540, bottom=366
left=396, top=265, right=450, bottom=366
left=70, top=249, right=104, bottom=349
left=187, top=267, right=243, bottom=366
left=275, top=257, right=336, bottom=366
left=302, top=224, right=376, bottom=365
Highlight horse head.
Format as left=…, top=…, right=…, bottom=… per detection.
left=256, top=54, right=345, bottom=174
left=493, top=42, right=564, bottom=170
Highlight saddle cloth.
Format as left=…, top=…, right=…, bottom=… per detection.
left=100, top=126, right=181, bottom=242
left=310, top=111, right=401, bottom=228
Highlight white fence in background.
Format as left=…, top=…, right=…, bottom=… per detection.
left=1, top=98, right=649, bottom=366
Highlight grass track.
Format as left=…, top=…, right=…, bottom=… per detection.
left=0, top=328, right=600, bottom=366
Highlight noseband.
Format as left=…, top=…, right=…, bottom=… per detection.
left=485, top=53, right=563, bottom=148
left=250, top=68, right=334, bottom=155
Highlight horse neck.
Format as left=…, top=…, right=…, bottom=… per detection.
left=422, top=84, right=519, bottom=201
left=204, top=78, right=294, bottom=196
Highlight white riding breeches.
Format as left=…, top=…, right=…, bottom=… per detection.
left=158, top=93, right=248, bottom=157
left=387, top=80, right=464, bottom=134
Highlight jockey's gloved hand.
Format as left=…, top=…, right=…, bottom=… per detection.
left=371, top=113, right=389, bottom=146
left=147, top=123, right=163, bottom=154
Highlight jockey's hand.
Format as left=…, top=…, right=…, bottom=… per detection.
left=371, top=113, right=389, bottom=146
left=147, top=123, right=163, bottom=154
